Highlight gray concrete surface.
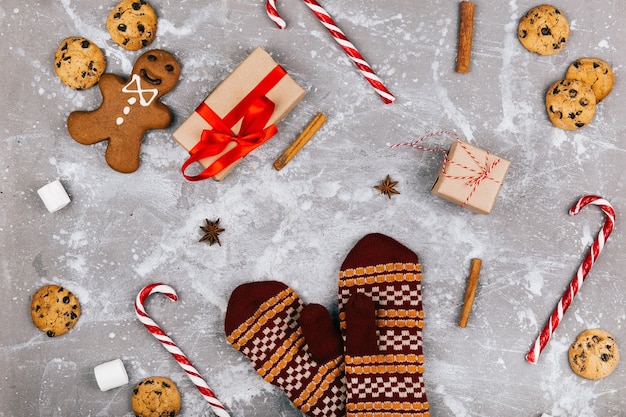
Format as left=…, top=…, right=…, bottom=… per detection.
left=1, top=1, right=625, bottom=416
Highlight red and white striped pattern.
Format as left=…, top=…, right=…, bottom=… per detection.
left=526, top=196, right=616, bottom=364
left=265, top=0, right=286, bottom=29
left=135, top=283, right=230, bottom=417
left=265, top=0, right=395, bottom=104
left=388, top=129, right=456, bottom=154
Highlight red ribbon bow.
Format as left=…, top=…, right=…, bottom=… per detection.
left=182, top=97, right=277, bottom=181
left=181, top=64, right=287, bottom=181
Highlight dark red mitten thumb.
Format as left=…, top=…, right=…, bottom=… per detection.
left=299, top=303, right=343, bottom=364
left=344, top=293, right=378, bottom=357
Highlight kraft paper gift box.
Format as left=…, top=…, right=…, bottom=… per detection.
left=431, top=140, right=510, bottom=214
left=173, top=47, right=305, bottom=181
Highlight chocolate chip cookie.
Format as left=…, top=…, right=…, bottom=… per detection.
left=545, top=79, right=596, bottom=130
left=131, top=377, right=181, bottom=417
left=569, top=329, right=619, bottom=380
left=566, top=58, right=614, bottom=102
left=30, top=285, right=81, bottom=337
left=106, top=0, right=158, bottom=51
left=54, top=37, right=106, bottom=90
left=518, top=5, right=569, bottom=56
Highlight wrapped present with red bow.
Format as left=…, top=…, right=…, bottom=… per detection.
left=391, top=131, right=510, bottom=214
left=173, top=47, right=305, bottom=181
left=431, top=139, right=510, bottom=214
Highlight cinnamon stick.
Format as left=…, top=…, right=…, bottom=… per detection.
left=273, top=112, right=327, bottom=171
left=456, top=1, right=475, bottom=73
left=459, top=258, right=482, bottom=327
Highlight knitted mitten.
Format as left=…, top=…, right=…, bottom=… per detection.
left=338, top=233, right=429, bottom=416
left=225, top=281, right=346, bottom=416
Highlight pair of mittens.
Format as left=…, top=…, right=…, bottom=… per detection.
left=224, top=233, right=429, bottom=416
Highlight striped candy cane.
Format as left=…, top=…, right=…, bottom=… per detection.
left=526, top=195, right=616, bottom=364
left=135, top=283, right=230, bottom=417
left=266, top=0, right=395, bottom=104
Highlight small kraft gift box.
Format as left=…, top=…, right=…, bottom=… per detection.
left=173, top=47, right=306, bottom=181
left=431, top=139, right=510, bottom=214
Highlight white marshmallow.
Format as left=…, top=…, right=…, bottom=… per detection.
left=94, top=358, right=129, bottom=391
left=37, top=180, right=71, bottom=213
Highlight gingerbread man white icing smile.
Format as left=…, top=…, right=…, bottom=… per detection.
left=67, top=49, right=181, bottom=173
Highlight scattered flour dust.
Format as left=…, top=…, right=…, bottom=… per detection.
left=439, top=390, right=471, bottom=417
left=540, top=366, right=603, bottom=417
left=7, top=1, right=622, bottom=415
left=38, top=358, right=79, bottom=417
left=497, top=0, right=522, bottom=134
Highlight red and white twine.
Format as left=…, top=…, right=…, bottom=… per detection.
left=390, top=130, right=502, bottom=207
left=135, top=283, right=230, bottom=417
left=526, top=196, right=616, bottom=364
left=265, top=0, right=395, bottom=104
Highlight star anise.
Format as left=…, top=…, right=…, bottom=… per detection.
left=199, top=218, right=225, bottom=246
left=374, top=175, right=400, bottom=199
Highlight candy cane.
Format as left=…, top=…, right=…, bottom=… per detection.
left=135, top=283, right=230, bottom=417
left=526, top=195, right=616, bottom=364
left=266, top=0, right=395, bottom=104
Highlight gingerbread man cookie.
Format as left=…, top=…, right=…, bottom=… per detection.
left=67, top=49, right=180, bottom=173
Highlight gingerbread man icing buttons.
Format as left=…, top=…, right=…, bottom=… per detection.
left=67, top=49, right=181, bottom=173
